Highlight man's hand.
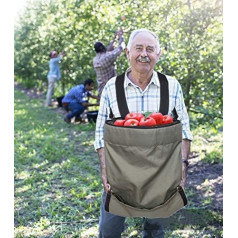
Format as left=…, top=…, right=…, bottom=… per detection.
left=116, top=28, right=124, bottom=36
left=97, top=148, right=110, bottom=193
left=60, top=50, right=66, bottom=57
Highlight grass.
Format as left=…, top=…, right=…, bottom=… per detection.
left=14, top=88, right=223, bottom=237
left=190, top=125, right=223, bottom=164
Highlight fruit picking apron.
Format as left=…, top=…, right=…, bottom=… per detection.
left=104, top=72, right=187, bottom=218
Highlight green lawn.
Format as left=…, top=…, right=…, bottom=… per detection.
left=14, top=88, right=223, bottom=237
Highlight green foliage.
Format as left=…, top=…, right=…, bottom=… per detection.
left=14, top=0, right=223, bottom=126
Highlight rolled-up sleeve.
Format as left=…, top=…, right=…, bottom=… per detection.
left=175, top=82, right=193, bottom=141
left=51, top=56, right=62, bottom=63
left=105, top=46, right=123, bottom=63
left=94, top=87, right=109, bottom=150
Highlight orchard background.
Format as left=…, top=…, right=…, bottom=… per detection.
left=14, top=0, right=223, bottom=237
left=14, top=0, right=223, bottom=129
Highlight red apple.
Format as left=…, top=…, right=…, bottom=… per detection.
left=162, top=115, right=173, bottom=124
left=139, top=117, right=156, bottom=127
left=124, top=118, right=139, bottom=126
left=125, top=112, right=144, bottom=121
left=149, top=112, right=163, bottom=125
left=114, top=119, right=125, bottom=126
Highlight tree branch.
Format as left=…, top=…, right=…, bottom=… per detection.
left=189, top=108, right=223, bottom=119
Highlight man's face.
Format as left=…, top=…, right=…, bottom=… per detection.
left=126, top=32, right=160, bottom=74
left=85, top=83, right=94, bottom=91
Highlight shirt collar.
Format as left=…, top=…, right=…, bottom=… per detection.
left=124, top=68, right=160, bottom=88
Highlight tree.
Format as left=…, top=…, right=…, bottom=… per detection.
left=14, top=0, right=223, bottom=127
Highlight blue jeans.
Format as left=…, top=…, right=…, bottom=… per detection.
left=66, top=102, right=85, bottom=119
left=98, top=191, right=165, bottom=238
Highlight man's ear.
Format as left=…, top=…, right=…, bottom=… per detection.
left=156, top=50, right=162, bottom=63
left=126, top=48, right=130, bottom=60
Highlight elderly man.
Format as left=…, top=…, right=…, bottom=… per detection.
left=94, top=29, right=193, bottom=237
left=93, top=29, right=125, bottom=96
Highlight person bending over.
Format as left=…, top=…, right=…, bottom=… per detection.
left=62, top=79, right=99, bottom=123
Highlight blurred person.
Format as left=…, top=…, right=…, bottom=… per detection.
left=93, top=29, right=125, bottom=96
left=62, top=78, right=100, bottom=124
left=45, top=50, right=66, bottom=107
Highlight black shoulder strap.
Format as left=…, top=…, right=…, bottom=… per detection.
left=172, top=107, right=178, bottom=121
left=157, top=72, right=178, bottom=120
left=113, top=71, right=178, bottom=120
left=157, top=72, right=169, bottom=115
left=115, top=73, right=129, bottom=119
left=109, top=107, right=114, bottom=119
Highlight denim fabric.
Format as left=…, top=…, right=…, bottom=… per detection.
left=98, top=191, right=165, bottom=238
left=98, top=191, right=126, bottom=238
left=66, top=102, right=85, bottom=119
left=142, top=218, right=165, bottom=238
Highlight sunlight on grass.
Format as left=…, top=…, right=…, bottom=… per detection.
left=32, top=159, right=49, bottom=169
left=15, top=184, right=31, bottom=193
left=196, top=176, right=222, bottom=200
left=191, top=125, right=223, bottom=163
left=80, top=225, right=99, bottom=237
left=129, top=230, right=139, bottom=236
left=81, top=139, right=95, bottom=146
left=15, top=217, right=53, bottom=237
left=166, top=227, right=222, bottom=237
left=14, top=109, right=27, bottom=116
left=15, top=170, right=31, bottom=180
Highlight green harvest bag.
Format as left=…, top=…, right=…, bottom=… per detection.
left=104, top=72, right=187, bottom=218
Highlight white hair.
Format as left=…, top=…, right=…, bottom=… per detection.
left=126, top=29, right=161, bottom=54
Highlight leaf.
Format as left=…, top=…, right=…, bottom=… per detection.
left=144, top=111, right=153, bottom=118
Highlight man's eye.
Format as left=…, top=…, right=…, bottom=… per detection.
left=147, top=48, right=154, bottom=53
left=136, top=47, right=143, bottom=51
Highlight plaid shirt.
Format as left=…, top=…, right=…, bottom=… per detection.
left=94, top=69, right=193, bottom=150
left=93, top=46, right=123, bottom=95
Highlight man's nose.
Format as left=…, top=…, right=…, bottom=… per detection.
left=140, top=48, right=148, bottom=57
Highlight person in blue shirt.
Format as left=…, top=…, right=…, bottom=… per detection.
left=45, top=50, right=66, bottom=106
left=62, top=78, right=100, bottom=123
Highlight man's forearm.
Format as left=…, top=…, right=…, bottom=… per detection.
left=81, top=102, right=99, bottom=107
left=180, top=139, right=191, bottom=189
left=107, top=35, right=116, bottom=51
left=97, top=148, right=110, bottom=192
left=182, top=139, right=191, bottom=162
left=97, top=148, right=106, bottom=170
left=90, top=95, right=100, bottom=101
